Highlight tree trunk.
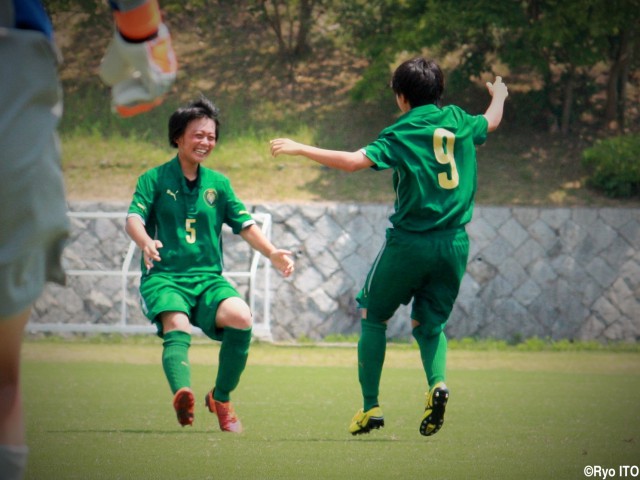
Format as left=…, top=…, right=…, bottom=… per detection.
left=560, top=67, right=575, bottom=136
left=293, top=0, right=314, bottom=58
left=260, top=0, right=288, bottom=57
left=617, top=30, right=634, bottom=130
left=260, top=0, right=316, bottom=60
left=604, top=29, right=632, bottom=131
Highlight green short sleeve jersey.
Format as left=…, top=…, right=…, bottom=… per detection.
left=362, top=104, right=488, bottom=232
left=127, top=156, right=254, bottom=276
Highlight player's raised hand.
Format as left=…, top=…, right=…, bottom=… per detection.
left=269, top=249, right=295, bottom=277
left=99, top=0, right=177, bottom=117
left=486, top=76, right=508, bottom=100
left=270, top=138, right=304, bottom=157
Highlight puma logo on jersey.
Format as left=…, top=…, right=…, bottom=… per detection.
left=166, top=189, right=178, bottom=201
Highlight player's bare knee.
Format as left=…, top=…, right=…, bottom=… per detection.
left=216, top=297, right=252, bottom=330
left=160, top=311, right=191, bottom=334
left=224, top=309, right=252, bottom=330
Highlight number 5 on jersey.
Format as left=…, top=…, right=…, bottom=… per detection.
left=186, top=219, right=196, bottom=244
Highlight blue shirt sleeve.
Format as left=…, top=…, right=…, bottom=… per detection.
left=13, top=0, right=54, bottom=39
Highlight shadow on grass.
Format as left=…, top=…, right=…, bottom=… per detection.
left=46, top=429, right=414, bottom=443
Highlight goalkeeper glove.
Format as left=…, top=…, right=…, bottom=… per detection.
left=99, top=0, right=177, bottom=117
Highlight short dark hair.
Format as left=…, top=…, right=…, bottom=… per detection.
left=390, top=58, right=444, bottom=108
left=168, top=96, right=220, bottom=148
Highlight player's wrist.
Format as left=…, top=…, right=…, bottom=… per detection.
left=267, top=249, right=278, bottom=259
left=142, top=240, right=156, bottom=252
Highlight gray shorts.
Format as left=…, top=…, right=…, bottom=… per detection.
left=0, top=26, right=69, bottom=317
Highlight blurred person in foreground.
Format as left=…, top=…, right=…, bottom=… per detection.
left=0, top=1, right=176, bottom=478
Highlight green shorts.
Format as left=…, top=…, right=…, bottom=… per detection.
left=139, top=273, right=242, bottom=340
left=356, top=227, right=469, bottom=335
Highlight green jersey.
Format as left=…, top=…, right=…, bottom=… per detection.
left=127, top=156, right=254, bottom=276
left=362, top=104, right=488, bottom=232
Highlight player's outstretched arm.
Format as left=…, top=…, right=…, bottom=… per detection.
left=270, top=138, right=373, bottom=172
left=240, top=225, right=295, bottom=277
left=483, top=76, right=509, bottom=132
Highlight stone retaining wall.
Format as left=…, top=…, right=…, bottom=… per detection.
left=31, top=201, right=640, bottom=342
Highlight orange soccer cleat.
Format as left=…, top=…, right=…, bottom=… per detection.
left=204, top=389, right=243, bottom=433
left=172, top=387, right=195, bottom=427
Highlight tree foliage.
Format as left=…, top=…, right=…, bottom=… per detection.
left=336, top=0, right=639, bottom=134
left=42, top=0, right=639, bottom=134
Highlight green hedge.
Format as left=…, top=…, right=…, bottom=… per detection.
left=582, top=134, right=640, bottom=198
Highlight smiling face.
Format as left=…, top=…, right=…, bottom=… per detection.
left=175, top=117, right=218, bottom=171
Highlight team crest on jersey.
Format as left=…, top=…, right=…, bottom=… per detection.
left=203, top=188, right=218, bottom=207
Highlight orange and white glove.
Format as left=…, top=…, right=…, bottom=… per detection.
left=99, top=0, right=177, bottom=117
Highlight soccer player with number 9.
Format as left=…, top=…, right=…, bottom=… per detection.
left=270, top=57, right=508, bottom=437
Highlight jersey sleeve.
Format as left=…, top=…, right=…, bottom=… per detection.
left=456, top=105, right=489, bottom=145
left=360, top=131, right=396, bottom=171
left=127, top=171, right=156, bottom=225
left=471, top=115, right=489, bottom=145
left=222, top=179, right=255, bottom=234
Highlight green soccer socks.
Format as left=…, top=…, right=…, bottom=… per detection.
left=358, top=320, right=387, bottom=411
left=412, top=328, right=447, bottom=388
left=213, top=327, right=252, bottom=403
left=162, top=330, right=192, bottom=394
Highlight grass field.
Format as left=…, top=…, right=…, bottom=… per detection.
left=22, top=339, right=640, bottom=480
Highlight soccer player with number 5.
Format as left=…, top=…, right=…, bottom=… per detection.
left=126, top=97, right=294, bottom=433
left=271, top=57, right=508, bottom=437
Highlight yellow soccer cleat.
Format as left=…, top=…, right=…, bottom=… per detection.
left=420, top=382, right=449, bottom=436
left=349, top=406, right=385, bottom=435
